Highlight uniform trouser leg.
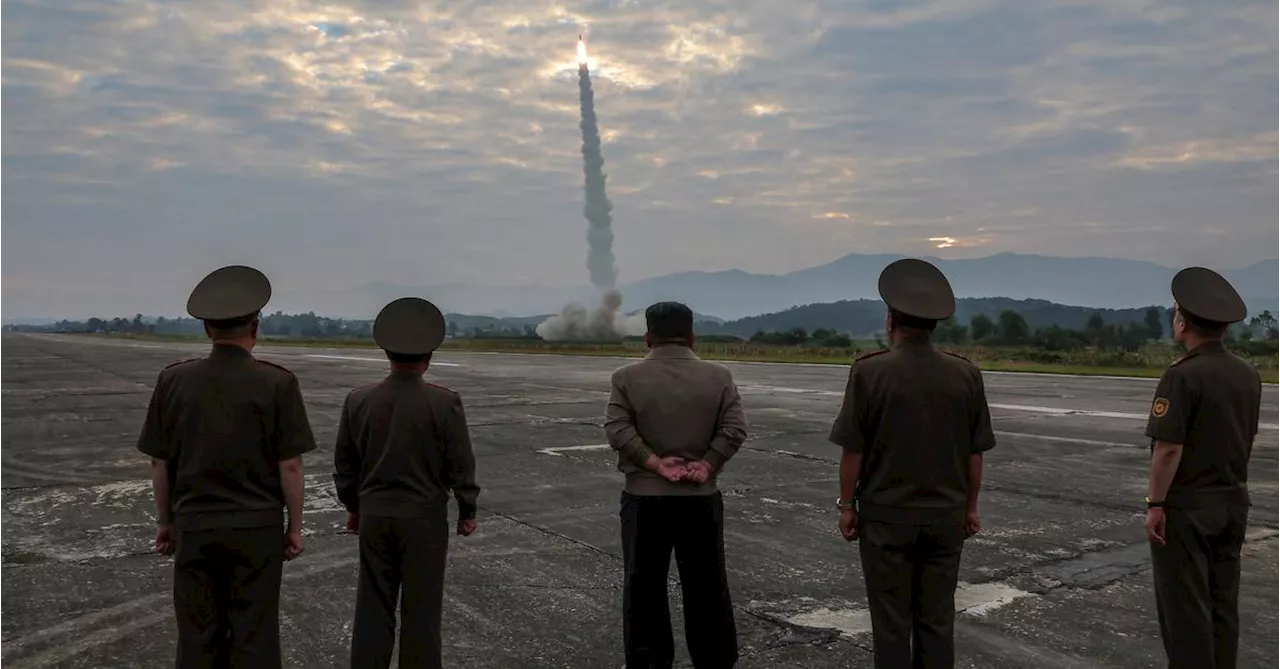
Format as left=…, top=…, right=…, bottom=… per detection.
left=621, top=492, right=677, bottom=669
left=174, top=530, right=230, bottom=669
left=351, top=515, right=403, bottom=669
left=673, top=493, right=739, bottom=669
left=222, top=527, right=284, bottom=669
left=910, top=522, right=964, bottom=669
left=859, top=521, right=917, bottom=669
left=1208, top=506, right=1247, bottom=669
left=174, top=527, right=283, bottom=669
left=1151, top=507, right=1216, bottom=668
left=397, top=512, right=451, bottom=669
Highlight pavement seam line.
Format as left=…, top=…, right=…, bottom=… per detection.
left=4, top=611, right=175, bottom=669
left=0, top=547, right=355, bottom=661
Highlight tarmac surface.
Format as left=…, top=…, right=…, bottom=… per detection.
left=2, top=332, right=1277, bottom=668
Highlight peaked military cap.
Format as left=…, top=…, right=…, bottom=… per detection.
left=1172, top=267, right=1247, bottom=325
left=373, top=297, right=447, bottom=355
left=878, top=258, right=956, bottom=321
left=186, top=265, right=272, bottom=321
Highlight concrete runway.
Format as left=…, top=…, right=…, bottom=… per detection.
left=2, top=332, right=1277, bottom=668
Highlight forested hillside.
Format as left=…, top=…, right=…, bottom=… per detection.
left=701, top=298, right=1172, bottom=338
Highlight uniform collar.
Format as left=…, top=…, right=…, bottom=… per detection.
left=645, top=344, right=698, bottom=360
left=890, top=337, right=934, bottom=352
left=209, top=343, right=253, bottom=359
left=1188, top=340, right=1226, bottom=356
left=388, top=369, right=426, bottom=382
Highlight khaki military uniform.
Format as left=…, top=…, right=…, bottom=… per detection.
left=333, top=297, right=480, bottom=669
left=1145, top=267, right=1261, bottom=669
left=830, top=342, right=995, bottom=668
left=137, top=266, right=317, bottom=669
left=829, top=258, right=996, bottom=669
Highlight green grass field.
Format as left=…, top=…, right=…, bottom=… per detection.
left=77, top=332, right=1280, bottom=383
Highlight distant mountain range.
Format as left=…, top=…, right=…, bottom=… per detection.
left=265, top=253, right=1278, bottom=321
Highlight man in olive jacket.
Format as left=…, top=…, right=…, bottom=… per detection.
left=605, top=301, right=748, bottom=669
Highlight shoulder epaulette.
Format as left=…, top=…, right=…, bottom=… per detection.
left=855, top=349, right=890, bottom=363
left=1168, top=354, right=1192, bottom=368
left=426, top=381, right=459, bottom=395
left=254, top=359, right=295, bottom=375
left=163, top=358, right=199, bottom=370
left=941, top=350, right=975, bottom=364
left=343, top=383, right=378, bottom=404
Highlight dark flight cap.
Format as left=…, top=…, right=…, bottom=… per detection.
left=878, top=258, right=956, bottom=321
left=186, top=265, right=272, bottom=321
left=1172, top=267, right=1247, bottom=325
left=373, top=297, right=447, bottom=355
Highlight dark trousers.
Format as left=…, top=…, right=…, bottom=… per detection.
left=350, top=512, right=450, bottom=669
left=858, top=519, right=966, bottom=669
left=1151, top=504, right=1248, bottom=669
left=620, top=491, right=738, bottom=669
left=173, top=526, right=284, bottom=669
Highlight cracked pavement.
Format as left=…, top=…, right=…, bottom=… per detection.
left=2, top=333, right=1277, bottom=668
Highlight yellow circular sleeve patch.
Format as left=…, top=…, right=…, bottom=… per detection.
left=1152, top=398, right=1170, bottom=418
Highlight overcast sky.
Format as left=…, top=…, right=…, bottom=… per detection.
left=3, top=0, right=1276, bottom=317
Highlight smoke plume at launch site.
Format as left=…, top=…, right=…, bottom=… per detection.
left=537, top=39, right=646, bottom=341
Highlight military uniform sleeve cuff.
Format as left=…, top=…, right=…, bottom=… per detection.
left=829, top=433, right=863, bottom=454
left=137, top=442, right=168, bottom=460
left=1145, top=430, right=1185, bottom=445
left=279, top=439, right=318, bottom=460
left=703, top=449, right=728, bottom=472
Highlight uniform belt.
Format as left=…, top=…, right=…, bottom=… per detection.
left=175, top=509, right=284, bottom=531
left=857, top=501, right=965, bottom=524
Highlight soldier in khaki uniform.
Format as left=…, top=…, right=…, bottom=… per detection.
left=1144, top=267, right=1261, bottom=669
left=333, top=297, right=481, bottom=669
left=829, top=258, right=996, bottom=669
left=605, top=301, right=748, bottom=669
left=137, top=265, right=317, bottom=669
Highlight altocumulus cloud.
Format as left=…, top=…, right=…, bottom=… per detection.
left=2, top=0, right=1276, bottom=317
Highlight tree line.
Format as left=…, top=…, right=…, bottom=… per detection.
left=937, top=309, right=1164, bottom=351
left=698, top=297, right=1280, bottom=341
left=749, top=328, right=853, bottom=348
left=4, top=312, right=537, bottom=340
left=9, top=307, right=1277, bottom=353
left=746, top=308, right=1279, bottom=353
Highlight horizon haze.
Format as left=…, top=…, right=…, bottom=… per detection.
left=6, top=252, right=1276, bottom=323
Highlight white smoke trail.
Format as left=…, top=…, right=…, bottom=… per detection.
left=579, top=53, right=617, bottom=291
left=538, top=45, right=641, bottom=341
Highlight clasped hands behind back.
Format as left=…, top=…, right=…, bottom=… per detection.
left=654, top=456, right=713, bottom=484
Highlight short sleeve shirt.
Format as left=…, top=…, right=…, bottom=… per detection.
left=137, top=345, right=318, bottom=529
left=829, top=340, right=996, bottom=522
left=1144, top=342, right=1260, bottom=505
